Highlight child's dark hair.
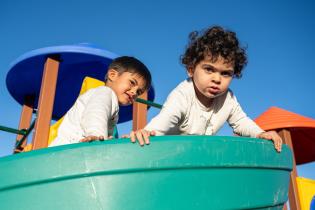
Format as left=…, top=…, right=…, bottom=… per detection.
left=181, top=26, right=247, bottom=78
left=106, top=56, right=152, bottom=90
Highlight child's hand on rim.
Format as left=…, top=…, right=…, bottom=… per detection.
left=80, top=135, right=113, bottom=143
left=257, top=131, right=283, bottom=153
left=122, top=130, right=156, bottom=146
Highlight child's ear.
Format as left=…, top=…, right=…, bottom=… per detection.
left=107, top=69, right=119, bottom=81
left=187, top=67, right=194, bottom=77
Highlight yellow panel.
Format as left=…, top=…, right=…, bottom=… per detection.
left=48, top=77, right=105, bottom=145
left=297, top=177, right=315, bottom=210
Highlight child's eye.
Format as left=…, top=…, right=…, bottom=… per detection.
left=137, top=89, right=144, bottom=96
left=204, top=67, right=214, bottom=73
left=221, top=71, right=233, bottom=77
left=130, top=80, right=136, bottom=86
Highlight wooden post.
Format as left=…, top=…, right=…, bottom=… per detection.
left=32, top=56, right=60, bottom=149
left=279, top=129, right=301, bottom=210
left=14, top=95, right=34, bottom=153
left=132, top=91, right=148, bottom=130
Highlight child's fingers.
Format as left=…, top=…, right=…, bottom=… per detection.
left=121, top=134, right=130, bottom=138
left=273, top=136, right=282, bottom=152
left=259, top=131, right=283, bottom=152
left=274, top=140, right=281, bottom=152
left=80, top=136, right=96, bottom=142
left=150, top=130, right=156, bottom=136
left=135, top=131, right=145, bottom=146
left=141, top=130, right=150, bottom=145
left=270, top=132, right=282, bottom=153
left=268, top=132, right=282, bottom=153
left=130, top=131, right=136, bottom=143
left=261, top=133, right=272, bottom=140
left=80, top=135, right=109, bottom=142
left=80, top=137, right=90, bottom=142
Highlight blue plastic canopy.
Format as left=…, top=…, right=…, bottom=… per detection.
left=6, top=43, right=155, bottom=123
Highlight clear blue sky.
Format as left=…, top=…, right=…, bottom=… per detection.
left=0, top=0, right=314, bottom=179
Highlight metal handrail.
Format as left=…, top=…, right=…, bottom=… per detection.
left=135, top=98, right=162, bottom=109
left=15, top=120, right=36, bottom=149
left=0, top=125, right=27, bottom=135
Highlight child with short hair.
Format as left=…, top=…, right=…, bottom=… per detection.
left=49, top=56, right=151, bottom=147
left=129, top=26, right=282, bottom=152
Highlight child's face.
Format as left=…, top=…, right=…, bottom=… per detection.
left=188, top=56, right=234, bottom=106
left=107, top=70, right=147, bottom=106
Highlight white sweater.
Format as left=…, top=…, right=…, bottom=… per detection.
left=49, top=86, right=119, bottom=147
left=145, top=78, right=264, bottom=137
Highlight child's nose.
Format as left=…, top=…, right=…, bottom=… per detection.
left=211, top=72, right=221, bottom=83
left=130, top=87, right=137, bottom=96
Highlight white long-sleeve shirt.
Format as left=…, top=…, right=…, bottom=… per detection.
left=145, top=78, right=264, bottom=137
left=49, top=86, right=119, bottom=147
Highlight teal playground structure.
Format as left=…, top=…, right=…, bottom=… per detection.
left=0, top=136, right=292, bottom=210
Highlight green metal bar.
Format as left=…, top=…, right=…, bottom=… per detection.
left=113, top=126, right=119, bottom=139
left=135, top=98, right=163, bottom=109
left=15, top=120, right=36, bottom=149
left=0, top=125, right=27, bottom=135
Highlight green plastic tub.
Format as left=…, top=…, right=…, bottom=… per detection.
left=0, top=136, right=292, bottom=210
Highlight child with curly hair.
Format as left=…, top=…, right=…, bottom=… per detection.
left=129, top=26, right=282, bottom=152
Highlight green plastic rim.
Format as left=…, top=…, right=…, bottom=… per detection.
left=0, top=136, right=292, bottom=210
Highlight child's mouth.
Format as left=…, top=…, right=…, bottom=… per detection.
left=208, top=87, right=220, bottom=94
left=126, top=94, right=134, bottom=103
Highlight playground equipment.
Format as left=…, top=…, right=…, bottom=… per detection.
left=255, top=107, right=315, bottom=210
left=3, top=43, right=155, bottom=151
left=0, top=45, right=293, bottom=209
left=0, top=136, right=292, bottom=210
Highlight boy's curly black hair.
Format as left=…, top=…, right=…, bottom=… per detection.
left=181, top=26, right=247, bottom=78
